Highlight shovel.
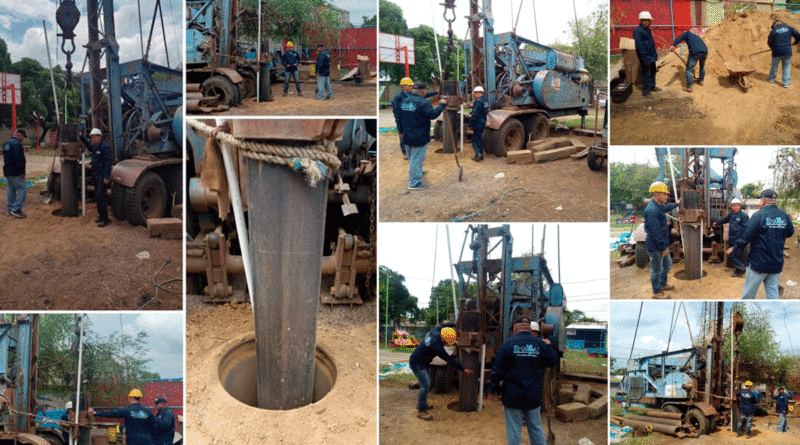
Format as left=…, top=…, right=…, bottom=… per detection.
left=41, top=154, right=58, bottom=204
left=748, top=48, right=772, bottom=57
left=545, top=367, right=556, bottom=445
left=442, top=105, right=463, bottom=182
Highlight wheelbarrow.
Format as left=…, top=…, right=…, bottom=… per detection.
left=716, top=50, right=755, bottom=92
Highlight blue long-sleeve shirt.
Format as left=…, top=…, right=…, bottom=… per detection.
left=399, top=93, right=445, bottom=148
left=281, top=50, right=301, bottom=72
left=717, top=210, right=749, bottom=243
left=468, top=96, right=488, bottom=131
left=731, top=204, right=794, bottom=274
left=489, top=331, right=559, bottom=410
left=673, top=31, right=708, bottom=58
left=392, top=90, right=438, bottom=133
left=644, top=200, right=679, bottom=252
left=2, top=136, right=24, bottom=177
left=153, top=407, right=176, bottom=445
left=737, top=389, right=757, bottom=415
left=79, top=135, right=113, bottom=181
left=315, top=49, right=330, bottom=77
left=768, top=24, right=800, bottom=58
left=771, top=392, right=789, bottom=413
left=633, top=25, right=658, bottom=64
left=409, top=325, right=465, bottom=372
left=94, top=403, right=156, bottom=445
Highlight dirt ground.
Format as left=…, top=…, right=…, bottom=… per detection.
left=611, top=10, right=800, bottom=145
left=0, top=153, right=182, bottom=310
left=610, top=234, right=800, bottom=299
left=379, top=377, right=606, bottom=445
left=194, top=80, right=377, bottom=116
left=636, top=413, right=800, bottom=444
left=186, top=299, right=377, bottom=445
left=378, top=120, right=608, bottom=222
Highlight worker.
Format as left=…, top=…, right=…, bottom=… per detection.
left=89, top=389, right=156, bottom=445
left=735, top=381, right=757, bottom=438
left=281, top=41, right=302, bottom=97
left=79, top=128, right=113, bottom=227
left=727, top=189, right=794, bottom=299
left=467, top=86, right=488, bottom=162
left=408, top=323, right=472, bottom=420
left=60, top=401, right=74, bottom=444
left=3, top=128, right=27, bottom=218
left=771, top=386, right=789, bottom=433
left=643, top=181, right=681, bottom=298
left=489, top=316, right=559, bottom=445
left=767, top=20, right=800, bottom=88
left=713, top=198, right=749, bottom=277
left=152, top=397, right=176, bottom=445
left=399, top=82, right=447, bottom=190
left=633, top=11, right=660, bottom=98
left=670, top=30, right=708, bottom=92
left=315, top=43, right=333, bottom=101
left=392, top=77, right=438, bottom=160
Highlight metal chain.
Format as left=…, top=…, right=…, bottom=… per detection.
left=365, top=170, right=377, bottom=300
left=442, top=0, right=457, bottom=79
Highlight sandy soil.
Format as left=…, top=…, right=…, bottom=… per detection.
left=640, top=413, right=800, bottom=444
left=610, top=235, right=800, bottom=299
left=379, top=377, right=607, bottom=445
left=193, top=81, right=377, bottom=116
left=377, top=128, right=608, bottom=223
left=0, top=153, right=182, bottom=309
left=186, top=301, right=377, bottom=445
left=611, top=10, right=800, bottom=145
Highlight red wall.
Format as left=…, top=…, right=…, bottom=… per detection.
left=611, top=0, right=696, bottom=53
left=94, top=379, right=184, bottom=423
left=335, top=27, right=377, bottom=69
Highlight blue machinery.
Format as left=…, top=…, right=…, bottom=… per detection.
left=452, top=225, right=567, bottom=411
left=0, top=316, right=38, bottom=438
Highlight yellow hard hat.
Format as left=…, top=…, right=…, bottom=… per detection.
left=649, top=181, right=669, bottom=194
left=286, top=41, right=294, bottom=47
left=744, top=381, right=753, bottom=387
left=440, top=327, right=457, bottom=345
left=128, top=388, right=143, bottom=398
left=400, top=77, right=413, bottom=86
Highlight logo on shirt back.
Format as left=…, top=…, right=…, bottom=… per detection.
left=131, top=410, right=149, bottom=419
left=401, top=102, right=417, bottom=112
left=513, top=344, right=540, bottom=357
left=766, top=217, right=786, bottom=228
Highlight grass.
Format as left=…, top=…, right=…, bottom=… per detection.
left=27, top=148, right=56, bottom=158
left=562, top=349, right=607, bottom=375
left=0, top=174, right=47, bottom=189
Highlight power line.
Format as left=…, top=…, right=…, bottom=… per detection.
left=561, top=278, right=609, bottom=285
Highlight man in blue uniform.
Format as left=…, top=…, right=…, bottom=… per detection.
left=644, top=181, right=680, bottom=298
left=393, top=77, right=438, bottom=160
left=79, top=128, right=113, bottom=227
left=735, top=381, right=757, bottom=438
left=670, top=30, right=708, bottom=92
left=771, top=386, right=789, bottom=433
left=633, top=11, right=660, bottom=98
left=399, top=82, right=447, bottom=190
left=315, top=43, right=333, bottom=100
left=409, top=324, right=472, bottom=420
left=727, top=189, right=794, bottom=299
left=281, top=41, right=302, bottom=97
left=90, top=388, right=156, bottom=445
left=3, top=128, right=27, bottom=218
left=767, top=20, right=800, bottom=88
left=60, top=401, right=74, bottom=444
left=714, top=198, right=749, bottom=277
left=152, top=397, right=176, bottom=445
left=489, top=316, right=559, bottom=445
left=467, top=86, right=488, bottom=162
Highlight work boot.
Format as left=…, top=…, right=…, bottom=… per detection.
left=298, top=92, right=303, bottom=96
left=652, top=291, right=670, bottom=299
left=10, top=210, right=26, bottom=218
left=698, top=81, right=704, bottom=86
left=425, top=404, right=434, bottom=410
left=651, top=86, right=662, bottom=92
left=408, top=382, right=420, bottom=389
left=283, top=92, right=288, bottom=97
left=417, top=411, right=433, bottom=421
left=684, top=87, right=693, bottom=93
left=94, top=217, right=103, bottom=223
left=402, top=154, right=408, bottom=160
left=661, top=284, right=675, bottom=291
left=97, top=220, right=109, bottom=228
left=643, top=91, right=652, bottom=98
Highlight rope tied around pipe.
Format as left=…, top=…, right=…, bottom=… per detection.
left=187, top=119, right=341, bottom=187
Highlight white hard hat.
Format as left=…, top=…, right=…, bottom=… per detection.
left=90, top=128, right=102, bottom=136
left=65, top=401, right=73, bottom=410
left=730, top=198, right=741, bottom=205
left=639, top=11, right=653, bottom=20
left=530, top=321, right=540, bottom=332
left=473, top=86, right=484, bottom=93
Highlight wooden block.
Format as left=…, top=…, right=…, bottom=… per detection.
left=590, top=388, right=606, bottom=399
left=587, top=397, right=608, bottom=419
left=568, top=138, right=588, bottom=150
left=147, top=218, right=182, bottom=240
left=527, top=137, right=574, bottom=153
left=623, top=49, right=641, bottom=85
left=533, top=146, right=581, bottom=163
left=570, top=148, right=590, bottom=159
left=619, top=37, right=636, bottom=50
left=555, top=403, right=590, bottom=422
left=507, top=150, right=533, bottom=164
left=559, top=386, right=575, bottom=404
left=573, top=383, right=592, bottom=405
left=171, top=205, right=183, bottom=219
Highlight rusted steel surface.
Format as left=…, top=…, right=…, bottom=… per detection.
left=187, top=83, right=201, bottom=92
left=627, top=414, right=682, bottom=426
left=110, top=158, right=180, bottom=188
left=230, top=119, right=347, bottom=142
left=646, top=410, right=683, bottom=420
left=621, top=418, right=680, bottom=436
left=485, top=108, right=548, bottom=130
left=213, top=67, right=243, bottom=83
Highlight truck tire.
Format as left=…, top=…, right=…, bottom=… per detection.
left=36, top=431, right=64, bottom=445
left=587, top=149, right=604, bottom=171
left=635, top=241, right=649, bottom=268
left=240, top=70, right=257, bottom=98
left=47, top=172, right=61, bottom=200
left=686, top=408, right=711, bottom=435
left=110, top=183, right=127, bottom=221
left=525, top=114, right=549, bottom=141
left=483, top=128, right=494, bottom=155
left=125, top=172, right=168, bottom=226
left=61, top=160, right=79, bottom=217
left=491, top=118, right=525, bottom=157
left=201, top=76, right=238, bottom=107
left=434, top=365, right=453, bottom=394
left=662, top=404, right=681, bottom=413
left=433, top=120, right=443, bottom=142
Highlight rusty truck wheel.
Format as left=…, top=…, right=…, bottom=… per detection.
left=483, top=128, right=494, bottom=155
left=201, top=76, right=238, bottom=107
left=687, top=408, right=711, bottom=435
left=526, top=114, right=550, bottom=142
left=125, top=172, right=168, bottom=226
left=111, top=183, right=127, bottom=221
left=240, top=70, right=257, bottom=98
left=491, top=118, right=524, bottom=157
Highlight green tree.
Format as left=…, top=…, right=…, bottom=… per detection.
left=378, top=0, right=408, bottom=35
left=739, top=182, right=764, bottom=199
left=379, top=266, right=421, bottom=327
left=240, top=0, right=341, bottom=50
left=363, top=15, right=377, bottom=26
left=566, top=309, right=598, bottom=325
left=609, top=162, right=660, bottom=210
left=773, top=147, right=800, bottom=215
left=550, top=3, right=608, bottom=81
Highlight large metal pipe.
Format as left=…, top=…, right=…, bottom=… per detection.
left=246, top=157, right=328, bottom=410
left=646, top=410, right=683, bottom=420
left=621, top=418, right=680, bottom=436
left=627, top=414, right=682, bottom=427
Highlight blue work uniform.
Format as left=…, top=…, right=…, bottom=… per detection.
left=80, top=135, right=114, bottom=222
left=315, top=49, right=333, bottom=100
left=393, top=90, right=438, bottom=155
left=468, top=95, right=488, bottom=157
left=772, top=391, right=789, bottom=432
left=409, top=325, right=465, bottom=413
left=153, top=407, right=176, bottom=445
left=94, top=403, right=157, bottom=445
left=736, top=389, right=757, bottom=436
left=644, top=199, right=679, bottom=294
left=399, top=92, right=445, bottom=189
left=281, top=50, right=302, bottom=94
left=673, top=31, right=707, bottom=88
left=60, top=412, right=70, bottom=444
left=633, top=24, right=658, bottom=94
left=3, top=136, right=26, bottom=214
left=717, top=210, right=750, bottom=273
left=767, top=24, right=800, bottom=86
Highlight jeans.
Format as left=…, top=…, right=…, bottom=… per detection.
left=397, top=133, right=407, bottom=155
left=406, top=144, right=428, bottom=188
left=504, top=406, right=545, bottom=445
left=283, top=70, right=301, bottom=93
left=736, top=412, right=753, bottom=435
left=95, top=179, right=108, bottom=221
left=411, top=367, right=431, bottom=412
left=768, top=56, right=792, bottom=86
left=729, top=245, right=746, bottom=272
left=741, top=266, right=781, bottom=299
left=685, top=55, right=706, bottom=88
left=779, top=412, right=787, bottom=432
left=316, top=75, right=332, bottom=100
left=641, top=61, right=657, bottom=94
left=6, top=175, right=27, bottom=213
left=471, top=126, right=484, bottom=156
left=648, top=250, right=672, bottom=294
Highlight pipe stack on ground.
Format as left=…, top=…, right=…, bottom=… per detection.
left=612, top=415, right=682, bottom=437
left=646, top=410, right=683, bottom=420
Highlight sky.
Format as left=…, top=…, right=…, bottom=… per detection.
left=0, top=0, right=181, bottom=70
left=391, top=0, right=604, bottom=48
left=332, top=0, right=377, bottom=27
left=610, top=147, right=778, bottom=190
left=379, top=223, right=609, bottom=321
left=609, top=301, right=799, bottom=370
left=86, top=312, right=184, bottom=380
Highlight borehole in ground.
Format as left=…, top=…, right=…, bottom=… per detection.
left=674, top=270, right=708, bottom=280
left=218, top=337, right=336, bottom=409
